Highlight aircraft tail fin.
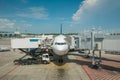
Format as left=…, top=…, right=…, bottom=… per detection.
left=60, top=24, right=62, bottom=34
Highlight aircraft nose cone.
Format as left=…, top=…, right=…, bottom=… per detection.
left=53, top=46, right=69, bottom=56
left=57, top=46, right=66, bottom=51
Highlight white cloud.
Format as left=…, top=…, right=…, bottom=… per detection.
left=72, top=0, right=120, bottom=23
left=72, top=0, right=98, bottom=21
left=0, top=18, right=15, bottom=28
left=71, top=0, right=120, bottom=32
left=17, top=7, right=48, bottom=19
left=0, top=18, right=33, bottom=32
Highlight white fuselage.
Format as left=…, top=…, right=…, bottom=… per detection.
left=52, top=35, right=69, bottom=56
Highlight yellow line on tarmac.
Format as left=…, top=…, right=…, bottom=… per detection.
left=50, top=62, right=68, bottom=69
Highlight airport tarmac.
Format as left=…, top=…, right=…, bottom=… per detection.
left=0, top=50, right=89, bottom=80
left=0, top=38, right=120, bottom=80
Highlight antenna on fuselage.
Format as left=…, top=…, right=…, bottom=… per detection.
left=60, top=24, right=62, bottom=34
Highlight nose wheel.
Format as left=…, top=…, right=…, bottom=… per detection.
left=52, top=55, right=67, bottom=65
left=57, top=56, right=63, bottom=63
left=58, top=58, right=63, bottom=63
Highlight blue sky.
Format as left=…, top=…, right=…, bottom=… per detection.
left=0, top=0, right=120, bottom=34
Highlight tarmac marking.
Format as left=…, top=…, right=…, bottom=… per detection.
left=50, top=62, right=68, bottom=69
left=0, top=65, right=19, bottom=80
left=81, top=66, right=92, bottom=80
left=76, top=56, right=120, bottom=80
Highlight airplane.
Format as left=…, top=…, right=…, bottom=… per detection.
left=52, top=34, right=69, bottom=63
left=52, top=35, right=69, bottom=56
left=51, top=24, right=70, bottom=63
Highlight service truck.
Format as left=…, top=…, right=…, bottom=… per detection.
left=42, top=53, right=50, bottom=64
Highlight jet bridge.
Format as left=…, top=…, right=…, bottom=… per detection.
left=11, top=38, right=40, bottom=48
left=11, top=38, right=52, bottom=65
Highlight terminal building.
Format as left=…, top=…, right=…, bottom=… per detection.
left=0, top=31, right=21, bottom=38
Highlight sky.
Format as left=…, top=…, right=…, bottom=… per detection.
left=0, top=0, right=120, bottom=34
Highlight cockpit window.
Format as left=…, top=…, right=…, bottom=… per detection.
left=55, top=42, right=66, bottom=45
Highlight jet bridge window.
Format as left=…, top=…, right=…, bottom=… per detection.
left=55, top=42, right=66, bottom=45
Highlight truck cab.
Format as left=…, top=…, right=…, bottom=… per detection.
left=42, top=53, right=50, bottom=64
